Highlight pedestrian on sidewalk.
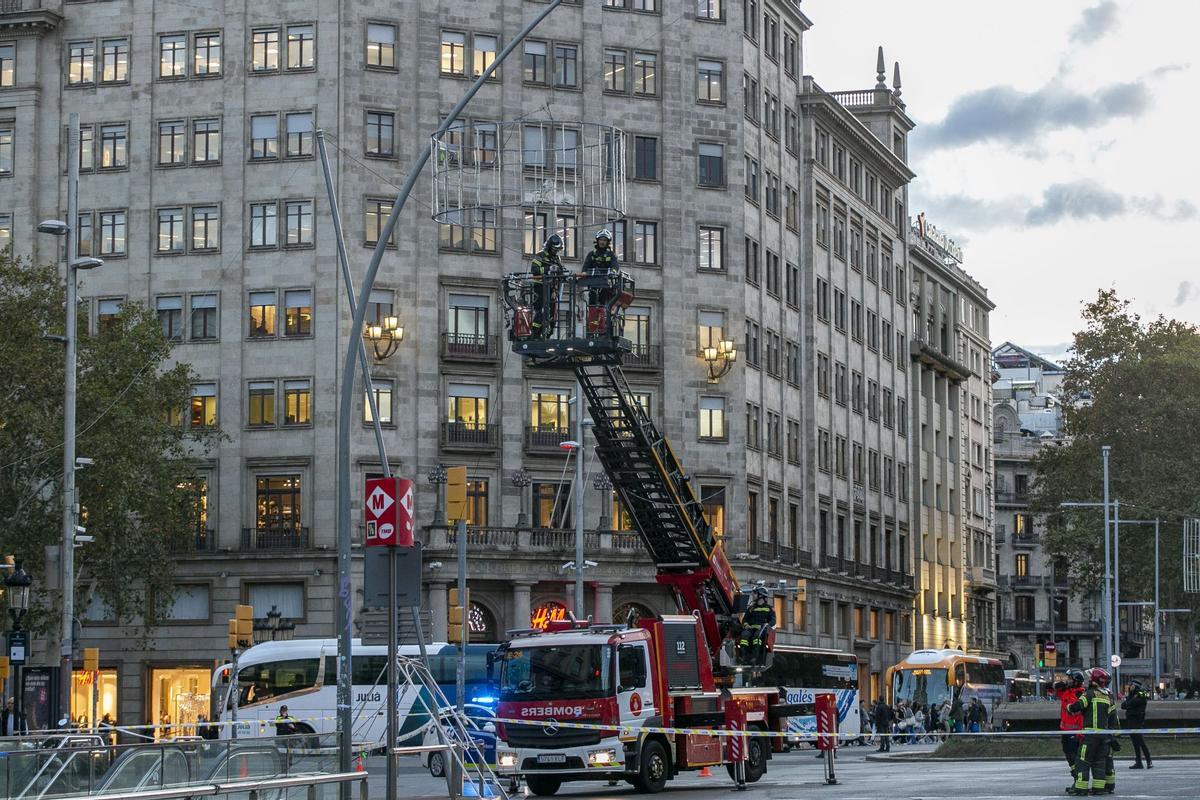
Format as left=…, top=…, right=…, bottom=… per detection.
left=873, top=697, right=894, bottom=753
left=1122, top=679, right=1152, bottom=769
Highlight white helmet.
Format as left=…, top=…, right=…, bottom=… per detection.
left=594, top=228, right=612, bottom=243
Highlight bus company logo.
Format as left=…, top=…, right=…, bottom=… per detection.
left=521, top=705, right=584, bottom=718
left=356, top=691, right=381, bottom=703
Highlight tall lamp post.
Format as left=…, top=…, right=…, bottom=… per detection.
left=427, top=465, right=448, bottom=525
left=5, top=562, right=32, bottom=734
left=253, top=606, right=297, bottom=644
left=511, top=469, right=531, bottom=528
left=594, top=474, right=613, bottom=531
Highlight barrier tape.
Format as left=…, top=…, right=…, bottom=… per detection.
left=492, top=716, right=1200, bottom=741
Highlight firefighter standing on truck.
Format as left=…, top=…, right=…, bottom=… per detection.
left=1055, top=669, right=1087, bottom=781
left=738, top=587, right=775, bottom=665
left=529, top=234, right=564, bottom=338
left=1067, top=668, right=1120, bottom=796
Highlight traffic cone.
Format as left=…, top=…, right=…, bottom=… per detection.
left=699, top=766, right=713, bottom=778
left=354, top=755, right=365, bottom=773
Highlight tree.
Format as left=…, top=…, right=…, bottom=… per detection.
left=0, top=250, right=221, bottom=634
left=1033, top=290, right=1200, bottom=654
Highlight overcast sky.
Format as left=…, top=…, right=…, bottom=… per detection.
left=804, top=0, right=1198, bottom=362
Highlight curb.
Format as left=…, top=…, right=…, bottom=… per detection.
left=866, top=754, right=1200, bottom=763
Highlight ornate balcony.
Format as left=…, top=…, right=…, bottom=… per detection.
left=440, top=332, right=499, bottom=362
left=441, top=421, right=499, bottom=450
left=241, top=526, right=311, bottom=551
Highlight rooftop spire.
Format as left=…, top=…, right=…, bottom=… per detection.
left=892, top=60, right=903, bottom=98
left=875, top=46, right=886, bottom=89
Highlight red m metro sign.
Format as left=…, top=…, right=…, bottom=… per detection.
left=364, top=477, right=414, bottom=547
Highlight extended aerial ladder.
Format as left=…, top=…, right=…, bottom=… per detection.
left=502, top=270, right=764, bottom=666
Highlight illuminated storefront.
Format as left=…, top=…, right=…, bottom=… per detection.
left=70, top=668, right=118, bottom=729
left=530, top=601, right=567, bottom=630
left=149, top=666, right=211, bottom=738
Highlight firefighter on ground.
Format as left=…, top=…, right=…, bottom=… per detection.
left=1067, top=668, right=1120, bottom=796
left=529, top=234, right=564, bottom=338
left=737, top=587, right=776, bottom=665
left=1055, top=668, right=1087, bottom=781
left=1122, top=679, right=1152, bottom=769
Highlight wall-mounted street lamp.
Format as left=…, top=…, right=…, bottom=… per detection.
left=703, top=340, right=737, bottom=383
left=363, top=315, right=404, bottom=360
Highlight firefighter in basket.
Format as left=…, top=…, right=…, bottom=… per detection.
left=738, top=587, right=776, bottom=666
left=528, top=233, right=564, bottom=338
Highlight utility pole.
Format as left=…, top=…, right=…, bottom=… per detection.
left=1101, top=445, right=1113, bottom=676
left=59, top=112, right=81, bottom=725
left=1153, top=519, right=1160, bottom=691
left=574, top=382, right=586, bottom=619
left=1113, top=499, right=1121, bottom=686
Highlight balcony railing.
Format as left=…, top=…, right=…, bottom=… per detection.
left=1, top=1, right=41, bottom=12
left=967, top=565, right=998, bottom=586
left=441, top=421, right=498, bottom=449
left=440, top=332, right=499, bottom=361
left=797, top=549, right=814, bottom=569
left=426, top=525, right=646, bottom=555
left=241, top=526, right=311, bottom=551
left=525, top=425, right=570, bottom=452
left=170, top=528, right=217, bottom=553
left=995, top=491, right=1031, bottom=507
left=623, top=344, right=661, bottom=369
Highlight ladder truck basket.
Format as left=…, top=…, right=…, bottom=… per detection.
left=502, top=270, right=636, bottom=366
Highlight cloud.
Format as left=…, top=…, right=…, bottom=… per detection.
left=918, top=80, right=1152, bottom=149
left=1025, top=180, right=1126, bottom=225
left=1070, top=1, right=1120, bottom=44
left=1175, top=282, right=1194, bottom=307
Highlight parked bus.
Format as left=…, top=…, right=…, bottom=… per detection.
left=211, top=638, right=499, bottom=746
left=735, top=646, right=861, bottom=740
left=887, top=649, right=1006, bottom=713
left=1005, top=669, right=1053, bottom=702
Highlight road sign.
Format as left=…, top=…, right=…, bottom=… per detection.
left=1111, top=654, right=1122, bottom=668
left=1044, top=641, right=1056, bottom=653
left=6, top=630, right=28, bottom=665
left=365, top=477, right=414, bottom=547
left=363, top=542, right=423, bottom=607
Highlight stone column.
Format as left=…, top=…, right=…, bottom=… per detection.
left=512, top=582, right=532, bottom=631
left=428, top=582, right=449, bottom=642
left=593, top=584, right=614, bottom=623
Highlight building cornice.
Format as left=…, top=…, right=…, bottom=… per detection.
left=798, top=80, right=916, bottom=186
left=0, top=4, right=63, bottom=37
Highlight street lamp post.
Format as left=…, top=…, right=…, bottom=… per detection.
left=253, top=605, right=297, bottom=644
left=594, top=474, right=613, bottom=531
left=427, top=465, right=447, bottom=525
left=1101, top=446, right=1113, bottom=674
left=5, top=562, right=32, bottom=734
left=511, top=469, right=531, bottom=528
left=37, top=112, right=105, bottom=724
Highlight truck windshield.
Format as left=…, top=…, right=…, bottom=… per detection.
left=500, top=644, right=612, bottom=701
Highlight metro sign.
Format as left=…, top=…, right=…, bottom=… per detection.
left=365, top=477, right=414, bottom=547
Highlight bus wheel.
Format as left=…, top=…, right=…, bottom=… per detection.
left=725, top=736, right=766, bottom=784
left=632, top=740, right=669, bottom=793
left=525, top=776, right=562, bottom=796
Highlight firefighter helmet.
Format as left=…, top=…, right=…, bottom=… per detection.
left=1088, top=667, right=1111, bottom=688
left=594, top=228, right=612, bottom=244
left=1129, top=679, right=1143, bottom=691
left=1067, top=668, right=1086, bottom=686
left=544, top=233, right=563, bottom=253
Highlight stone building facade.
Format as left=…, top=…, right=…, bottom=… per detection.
left=2, top=0, right=941, bottom=725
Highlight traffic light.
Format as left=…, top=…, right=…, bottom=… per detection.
left=448, top=587, right=469, bottom=643
left=83, top=647, right=100, bottom=672
left=446, top=466, right=468, bottom=523
left=228, top=604, right=254, bottom=650
left=1035, top=642, right=1045, bottom=669
left=0, top=656, right=9, bottom=681
left=227, top=619, right=239, bottom=650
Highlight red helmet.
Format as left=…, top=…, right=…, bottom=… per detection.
left=1088, top=668, right=1111, bottom=688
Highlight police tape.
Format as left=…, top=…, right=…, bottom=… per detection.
left=492, top=716, right=1200, bottom=741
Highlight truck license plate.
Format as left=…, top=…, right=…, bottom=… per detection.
left=537, top=754, right=566, bottom=764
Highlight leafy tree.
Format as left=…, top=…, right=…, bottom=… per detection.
left=1033, top=290, right=1199, bottom=654
left=0, top=250, right=221, bottom=635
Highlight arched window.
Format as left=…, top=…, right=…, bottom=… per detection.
left=468, top=601, right=496, bottom=642
left=613, top=602, right=654, bottom=626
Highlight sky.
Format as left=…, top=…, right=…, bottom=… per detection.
left=803, top=0, right=1199, bottom=363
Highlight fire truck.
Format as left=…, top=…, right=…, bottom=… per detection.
left=494, top=269, right=807, bottom=795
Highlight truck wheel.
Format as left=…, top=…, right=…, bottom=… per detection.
left=725, top=736, right=766, bottom=784
left=632, top=740, right=669, bottom=793
left=525, top=776, right=562, bottom=796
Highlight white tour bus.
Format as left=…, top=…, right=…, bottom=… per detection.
left=735, top=645, right=862, bottom=740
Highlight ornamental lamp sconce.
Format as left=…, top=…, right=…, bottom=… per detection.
left=363, top=315, right=404, bottom=360
left=703, top=339, right=737, bottom=383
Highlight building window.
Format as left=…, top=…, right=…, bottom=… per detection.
left=523, top=40, right=547, bottom=83
left=250, top=114, right=278, bottom=160
left=474, top=34, right=498, bottom=77
left=194, top=32, right=221, bottom=76
left=75, top=212, right=92, bottom=256
left=157, top=296, right=183, bottom=341
left=632, top=221, right=657, bottom=265
left=633, top=135, right=658, bottom=181
left=159, top=34, right=187, bottom=78
left=697, top=142, right=724, bottom=187
left=99, top=124, right=127, bottom=169
left=1014, top=595, right=1035, bottom=622
left=466, top=480, right=489, bottom=527
left=190, top=383, right=217, bottom=427
left=698, top=310, right=725, bottom=350
left=286, top=24, right=315, bottom=70
left=190, top=294, right=218, bottom=340
left=68, top=41, right=95, bottom=85
left=284, top=289, right=312, bottom=336
left=448, top=383, right=489, bottom=432
left=532, top=482, right=571, bottom=528
left=249, top=291, right=277, bottom=338
left=697, top=59, right=723, bottom=102
left=0, top=43, right=13, bottom=87
left=1015, top=553, right=1029, bottom=578
left=248, top=380, right=276, bottom=427
left=366, top=111, right=394, bottom=157
left=283, top=379, right=312, bottom=425
left=0, top=127, right=12, bottom=175
left=700, top=485, right=725, bottom=539
left=250, top=202, right=278, bottom=248
left=365, top=198, right=395, bottom=246
left=698, top=226, right=723, bottom=271
left=603, top=48, right=627, bottom=92
left=193, top=119, right=221, bottom=162
left=251, top=28, right=280, bottom=72
left=699, top=396, right=725, bottom=439
left=744, top=403, right=760, bottom=449
left=192, top=206, right=220, bottom=250
left=285, top=200, right=314, bottom=245
left=156, top=207, right=185, bottom=253
left=365, top=379, right=394, bottom=424
left=98, top=211, right=126, bottom=255
left=255, top=476, right=302, bottom=531
left=366, top=23, right=396, bottom=69
left=530, top=389, right=571, bottom=432
left=697, top=0, right=724, bottom=20
left=447, top=293, right=490, bottom=351
left=633, top=51, right=656, bottom=95
left=101, top=38, right=128, bottom=83
left=553, top=43, right=577, bottom=87
left=286, top=112, right=314, bottom=158
left=441, top=31, right=465, bottom=75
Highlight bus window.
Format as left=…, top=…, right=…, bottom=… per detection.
left=759, top=651, right=857, bottom=691
left=966, top=662, right=1005, bottom=687
left=238, top=659, right=320, bottom=705
left=351, top=655, right=388, bottom=686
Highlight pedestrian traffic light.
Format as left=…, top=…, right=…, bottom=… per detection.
left=1035, top=642, right=1045, bottom=669
left=448, top=587, right=469, bottom=643
left=83, top=647, right=99, bottom=672
left=446, top=466, right=468, bottom=523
